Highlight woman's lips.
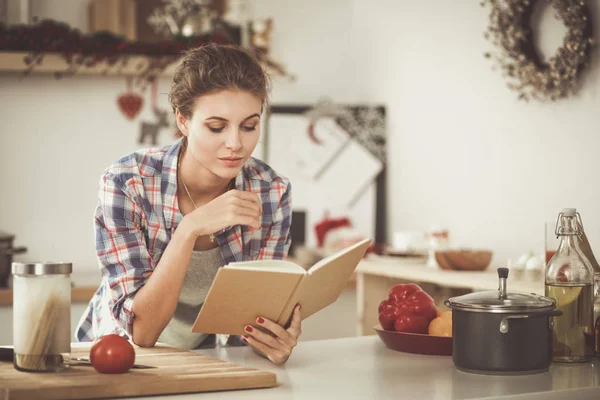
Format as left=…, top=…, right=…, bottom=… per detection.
left=219, top=157, right=243, bottom=167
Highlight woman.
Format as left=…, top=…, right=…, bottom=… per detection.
left=75, top=44, right=300, bottom=364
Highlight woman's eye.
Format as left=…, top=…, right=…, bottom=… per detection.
left=242, top=125, right=257, bottom=132
left=208, top=126, right=225, bottom=133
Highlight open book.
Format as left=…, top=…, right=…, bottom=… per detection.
left=191, top=238, right=372, bottom=335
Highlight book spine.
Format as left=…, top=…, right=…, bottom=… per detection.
left=275, top=275, right=305, bottom=327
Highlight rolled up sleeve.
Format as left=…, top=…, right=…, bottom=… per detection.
left=94, top=172, right=153, bottom=337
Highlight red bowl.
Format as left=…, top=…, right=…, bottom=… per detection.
left=373, top=325, right=452, bottom=356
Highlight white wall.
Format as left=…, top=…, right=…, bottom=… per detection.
left=2, top=0, right=600, bottom=279
left=0, top=73, right=177, bottom=283
left=352, top=0, right=600, bottom=265
left=249, top=0, right=363, bottom=104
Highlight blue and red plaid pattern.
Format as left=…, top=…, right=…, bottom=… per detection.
left=75, top=138, right=292, bottom=342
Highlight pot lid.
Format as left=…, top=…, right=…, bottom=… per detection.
left=446, top=291, right=555, bottom=312
left=445, top=267, right=556, bottom=313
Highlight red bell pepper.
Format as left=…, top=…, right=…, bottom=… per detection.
left=378, top=283, right=438, bottom=333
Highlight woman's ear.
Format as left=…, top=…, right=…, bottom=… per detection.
left=175, top=109, right=188, bottom=137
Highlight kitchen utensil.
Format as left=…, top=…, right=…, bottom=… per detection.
left=0, top=231, right=27, bottom=287
left=384, top=246, right=428, bottom=258
left=445, top=267, right=562, bottom=375
left=0, top=347, right=155, bottom=369
left=0, top=344, right=276, bottom=399
left=392, top=231, right=426, bottom=253
left=373, top=325, right=452, bottom=356
left=435, top=249, right=492, bottom=271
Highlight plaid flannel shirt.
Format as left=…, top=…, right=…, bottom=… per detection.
left=75, top=139, right=292, bottom=342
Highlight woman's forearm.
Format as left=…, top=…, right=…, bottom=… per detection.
left=131, top=217, right=197, bottom=347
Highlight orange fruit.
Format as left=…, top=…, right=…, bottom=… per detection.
left=428, top=313, right=452, bottom=337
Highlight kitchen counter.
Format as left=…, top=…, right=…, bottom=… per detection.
left=357, top=256, right=543, bottom=293
left=129, top=335, right=600, bottom=400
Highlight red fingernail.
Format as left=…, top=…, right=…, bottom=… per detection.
left=242, top=335, right=248, bottom=340
left=257, top=317, right=264, bottom=324
left=245, top=326, right=253, bottom=333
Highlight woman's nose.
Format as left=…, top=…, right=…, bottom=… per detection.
left=224, top=130, right=242, bottom=150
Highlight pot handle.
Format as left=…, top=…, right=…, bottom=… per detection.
left=0, top=246, right=27, bottom=256
left=499, top=310, right=563, bottom=334
left=444, top=300, right=451, bottom=309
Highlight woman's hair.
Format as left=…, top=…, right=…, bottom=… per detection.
left=169, top=43, right=270, bottom=136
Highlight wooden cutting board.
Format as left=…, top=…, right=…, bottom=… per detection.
left=0, top=343, right=277, bottom=400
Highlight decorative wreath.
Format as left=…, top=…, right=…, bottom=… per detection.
left=482, top=0, right=594, bottom=101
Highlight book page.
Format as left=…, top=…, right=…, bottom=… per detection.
left=226, top=259, right=306, bottom=274
left=277, top=238, right=372, bottom=325
left=308, top=238, right=373, bottom=275
left=191, top=268, right=304, bottom=335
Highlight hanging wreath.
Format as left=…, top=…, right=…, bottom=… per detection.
left=481, top=0, right=594, bottom=101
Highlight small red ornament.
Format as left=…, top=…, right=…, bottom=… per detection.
left=117, top=78, right=144, bottom=120
left=117, top=93, right=144, bottom=120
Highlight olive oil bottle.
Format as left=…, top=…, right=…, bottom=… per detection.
left=576, top=218, right=600, bottom=359
left=545, top=209, right=595, bottom=362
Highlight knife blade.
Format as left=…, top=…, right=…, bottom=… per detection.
left=0, top=347, right=156, bottom=369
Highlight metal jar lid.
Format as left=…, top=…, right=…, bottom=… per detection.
left=445, top=267, right=556, bottom=313
left=12, top=262, right=72, bottom=276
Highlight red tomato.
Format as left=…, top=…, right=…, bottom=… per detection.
left=89, top=334, right=136, bottom=374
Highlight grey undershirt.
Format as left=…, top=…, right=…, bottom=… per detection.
left=157, top=246, right=224, bottom=350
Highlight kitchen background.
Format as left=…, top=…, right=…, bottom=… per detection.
left=1, top=0, right=600, bottom=343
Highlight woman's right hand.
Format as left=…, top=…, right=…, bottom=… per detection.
left=183, top=189, right=262, bottom=238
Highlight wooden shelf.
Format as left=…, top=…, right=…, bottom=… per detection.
left=0, top=51, right=290, bottom=80
left=0, top=286, right=97, bottom=306
left=0, top=51, right=180, bottom=77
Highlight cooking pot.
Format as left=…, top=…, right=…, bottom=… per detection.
left=0, top=231, right=27, bottom=287
left=445, top=267, right=562, bottom=375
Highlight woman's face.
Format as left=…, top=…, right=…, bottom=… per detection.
left=178, top=89, right=262, bottom=181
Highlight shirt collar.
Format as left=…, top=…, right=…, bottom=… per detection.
left=162, top=138, right=183, bottom=231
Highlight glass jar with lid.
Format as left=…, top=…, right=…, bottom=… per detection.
left=12, top=262, right=72, bottom=372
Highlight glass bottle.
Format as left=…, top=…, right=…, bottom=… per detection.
left=575, top=218, right=600, bottom=359
left=545, top=208, right=594, bottom=363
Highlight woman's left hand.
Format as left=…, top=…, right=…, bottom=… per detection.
left=243, top=304, right=302, bottom=364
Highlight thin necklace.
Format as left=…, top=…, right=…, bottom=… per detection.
left=178, top=152, right=234, bottom=243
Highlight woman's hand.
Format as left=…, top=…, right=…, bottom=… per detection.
left=243, top=304, right=302, bottom=364
left=183, top=189, right=262, bottom=238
